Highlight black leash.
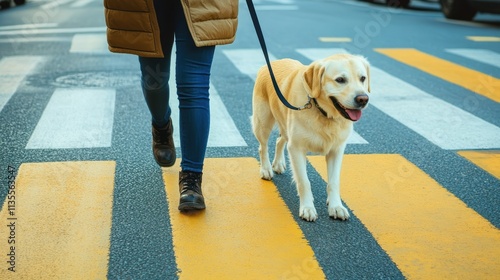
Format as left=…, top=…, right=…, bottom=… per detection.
left=246, top=0, right=312, bottom=111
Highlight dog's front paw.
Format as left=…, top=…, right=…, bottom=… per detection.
left=260, top=167, right=273, bottom=180
left=328, top=204, right=350, bottom=220
left=299, top=206, right=318, bottom=222
left=272, top=159, right=286, bottom=174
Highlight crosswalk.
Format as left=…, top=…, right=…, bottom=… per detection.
left=1, top=156, right=499, bottom=279
left=1, top=30, right=499, bottom=278
left=4, top=38, right=499, bottom=149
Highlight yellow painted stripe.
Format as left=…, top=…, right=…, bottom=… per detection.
left=308, top=154, right=500, bottom=279
left=458, top=150, right=500, bottom=179
left=467, top=36, right=500, bottom=42
left=375, top=48, right=500, bottom=102
left=319, top=37, right=352, bottom=43
left=162, top=158, right=325, bottom=279
left=0, top=161, right=115, bottom=279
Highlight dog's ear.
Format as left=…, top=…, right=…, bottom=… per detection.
left=358, top=56, right=371, bottom=93
left=303, top=62, right=325, bottom=98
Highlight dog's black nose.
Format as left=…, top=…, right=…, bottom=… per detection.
left=355, top=94, right=369, bottom=107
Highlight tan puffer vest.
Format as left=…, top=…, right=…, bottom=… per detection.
left=104, top=0, right=238, bottom=58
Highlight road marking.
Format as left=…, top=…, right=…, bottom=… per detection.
left=40, top=0, right=74, bottom=10
left=458, top=150, right=500, bottom=179
left=162, top=157, right=325, bottom=279
left=0, top=161, right=115, bottom=279
left=308, top=154, right=500, bottom=280
left=168, top=60, right=247, bottom=147
left=265, top=0, right=296, bottom=3
left=26, top=88, right=115, bottom=149
left=466, top=36, right=500, bottom=42
left=375, top=48, right=500, bottom=102
left=296, top=48, right=343, bottom=58
left=369, top=67, right=500, bottom=150
left=0, top=56, right=44, bottom=113
left=71, top=0, right=95, bottom=7
left=0, top=23, right=58, bottom=31
left=0, top=37, right=71, bottom=43
left=222, top=49, right=277, bottom=81
left=0, top=27, right=106, bottom=36
left=255, top=5, right=298, bottom=10
left=298, top=48, right=500, bottom=150
left=445, top=48, right=500, bottom=69
left=70, top=33, right=109, bottom=54
left=222, top=48, right=368, bottom=144
left=319, top=37, right=352, bottom=43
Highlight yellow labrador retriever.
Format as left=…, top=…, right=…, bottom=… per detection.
left=252, top=53, right=370, bottom=221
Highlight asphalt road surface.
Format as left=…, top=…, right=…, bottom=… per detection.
left=0, top=0, right=499, bottom=279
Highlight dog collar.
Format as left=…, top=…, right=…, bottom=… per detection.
left=311, top=98, right=328, bottom=118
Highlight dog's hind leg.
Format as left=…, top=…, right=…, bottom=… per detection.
left=272, top=132, right=287, bottom=174
left=252, top=101, right=275, bottom=180
left=325, top=144, right=350, bottom=220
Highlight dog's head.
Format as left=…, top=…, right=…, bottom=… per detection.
left=302, top=53, right=370, bottom=122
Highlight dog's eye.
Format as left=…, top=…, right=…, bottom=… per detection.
left=360, top=76, right=366, bottom=82
left=335, top=77, right=346, bottom=84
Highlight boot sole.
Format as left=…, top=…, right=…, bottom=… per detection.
left=155, top=157, right=176, bottom=167
left=178, top=202, right=206, bottom=211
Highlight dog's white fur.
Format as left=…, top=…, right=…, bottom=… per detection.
left=251, top=53, right=370, bottom=221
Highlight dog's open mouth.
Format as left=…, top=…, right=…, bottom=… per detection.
left=330, top=97, right=362, bottom=122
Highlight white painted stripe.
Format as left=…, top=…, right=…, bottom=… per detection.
left=222, top=49, right=368, bottom=145
left=256, top=5, right=298, bottom=10
left=0, top=23, right=58, bottom=31
left=70, top=33, right=109, bottom=54
left=222, top=49, right=276, bottom=81
left=347, top=131, right=368, bottom=144
left=266, top=0, right=295, bottom=3
left=0, top=37, right=71, bottom=43
left=41, top=0, right=74, bottom=10
left=0, top=27, right=106, bottom=36
left=446, top=49, right=500, bottom=69
left=26, top=88, right=116, bottom=149
left=169, top=61, right=247, bottom=147
left=297, top=48, right=347, bottom=61
left=0, top=56, right=44, bottom=113
left=71, top=0, right=95, bottom=7
left=298, top=48, right=500, bottom=150
left=371, top=68, right=500, bottom=149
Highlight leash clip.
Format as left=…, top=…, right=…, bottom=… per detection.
left=298, top=96, right=313, bottom=110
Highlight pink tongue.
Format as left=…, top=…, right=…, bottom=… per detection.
left=346, top=109, right=362, bottom=121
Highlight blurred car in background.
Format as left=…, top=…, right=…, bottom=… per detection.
left=439, top=0, right=500, bottom=20
left=0, top=0, right=26, bottom=9
left=362, top=0, right=439, bottom=9
left=364, top=0, right=412, bottom=8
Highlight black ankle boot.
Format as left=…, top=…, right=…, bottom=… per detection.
left=178, top=171, right=205, bottom=211
left=152, top=118, right=176, bottom=167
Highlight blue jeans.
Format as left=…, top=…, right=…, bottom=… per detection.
left=139, top=0, right=215, bottom=173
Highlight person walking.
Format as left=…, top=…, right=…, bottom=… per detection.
left=104, top=0, right=238, bottom=211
